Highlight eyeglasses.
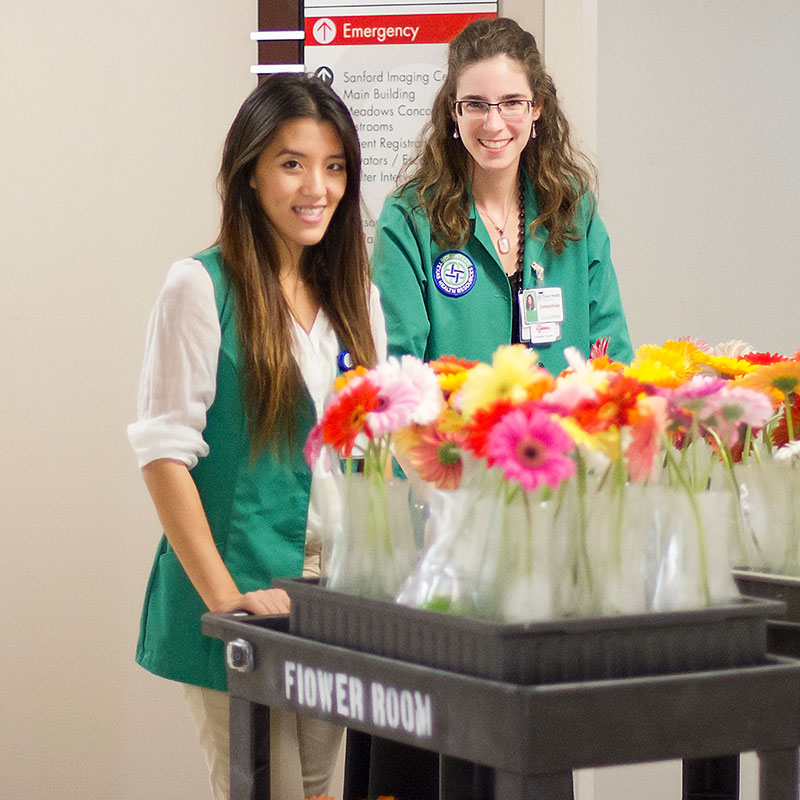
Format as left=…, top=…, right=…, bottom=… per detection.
left=453, top=99, right=535, bottom=120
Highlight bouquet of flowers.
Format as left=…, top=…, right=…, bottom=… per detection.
left=306, top=337, right=800, bottom=620
left=305, top=355, right=443, bottom=599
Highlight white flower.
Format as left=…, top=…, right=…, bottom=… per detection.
left=775, top=440, right=800, bottom=461
left=709, top=339, right=754, bottom=359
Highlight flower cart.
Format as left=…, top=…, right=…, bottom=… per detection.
left=203, top=605, right=800, bottom=800
left=209, top=339, right=800, bottom=799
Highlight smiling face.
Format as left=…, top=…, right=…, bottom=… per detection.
left=453, top=54, right=540, bottom=177
left=249, top=117, right=347, bottom=266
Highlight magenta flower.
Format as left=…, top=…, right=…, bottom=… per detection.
left=304, top=422, right=324, bottom=468
left=485, top=405, right=576, bottom=492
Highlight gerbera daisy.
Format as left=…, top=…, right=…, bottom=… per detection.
left=742, top=351, right=790, bottom=366
left=707, top=339, right=755, bottom=359
left=697, top=385, right=774, bottom=449
left=571, top=374, right=644, bottom=433
left=406, top=426, right=467, bottom=490
left=463, top=397, right=517, bottom=458
left=303, top=422, right=324, bottom=468
left=625, top=394, right=668, bottom=483
left=486, top=405, right=576, bottom=492
left=365, top=372, right=424, bottom=438
left=625, top=340, right=703, bottom=388
left=333, top=364, right=368, bottom=392
left=369, top=356, right=443, bottom=433
left=773, top=394, right=800, bottom=448
left=589, top=337, right=609, bottom=359
left=320, top=376, right=381, bottom=456
left=738, top=360, right=800, bottom=405
left=694, top=352, right=756, bottom=380
left=458, top=345, right=542, bottom=418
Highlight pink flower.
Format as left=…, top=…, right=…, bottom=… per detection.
left=486, top=405, right=576, bottom=492
left=304, top=422, right=324, bottom=468
left=365, top=373, right=421, bottom=437
left=589, top=337, right=610, bottom=359
left=366, top=356, right=444, bottom=436
left=626, top=395, right=668, bottom=483
left=698, top=385, right=774, bottom=448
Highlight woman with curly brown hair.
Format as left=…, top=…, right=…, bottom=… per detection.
left=372, top=16, right=633, bottom=377
left=366, top=17, right=632, bottom=799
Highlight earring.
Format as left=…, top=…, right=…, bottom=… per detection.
left=453, top=127, right=460, bottom=139
left=531, top=122, right=536, bottom=140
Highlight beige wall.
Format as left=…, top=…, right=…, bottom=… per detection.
left=1, top=2, right=256, bottom=798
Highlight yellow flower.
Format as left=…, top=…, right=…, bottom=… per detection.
left=438, top=370, right=470, bottom=396
left=559, top=417, right=621, bottom=461
left=458, top=345, right=541, bottom=418
left=694, top=352, right=756, bottom=379
left=738, top=360, right=800, bottom=405
left=625, top=340, right=703, bottom=388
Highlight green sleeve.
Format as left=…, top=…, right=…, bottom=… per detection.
left=585, top=205, right=634, bottom=363
left=371, top=192, right=431, bottom=360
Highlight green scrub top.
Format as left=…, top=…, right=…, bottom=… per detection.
left=371, top=174, right=633, bottom=374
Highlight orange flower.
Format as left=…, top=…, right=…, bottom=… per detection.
left=738, top=360, right=800, bottom=405
left=571, top=374, right=643, bottom=433
left=406, top=426, right=466, bottom=490
left=429, top=354, right=479, bottom=398
left=320, top=377, right=380, bottom=456
left=333, top=364, right=369, bottom=391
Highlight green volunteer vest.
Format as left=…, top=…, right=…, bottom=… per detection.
left=136, top=246, right=315, bottom=691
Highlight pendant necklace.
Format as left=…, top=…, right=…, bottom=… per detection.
left=480, top=196, right=514, bottom=255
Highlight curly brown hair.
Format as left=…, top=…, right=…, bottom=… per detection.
left=398, top=17, right=596, bottom=254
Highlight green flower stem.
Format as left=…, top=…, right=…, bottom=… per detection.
left=663, top=441, right=712, bottom=606
left=782, top=460, right=800, bottom=573
left=611, top=459, right=626, bottom=571
left=574, top=450, right=595, bottom=605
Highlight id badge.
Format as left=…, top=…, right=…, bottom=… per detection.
left=518, top=288, right=563, bottom=344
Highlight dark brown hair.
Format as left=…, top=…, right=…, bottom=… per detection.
left=217, top=73, right=377, bottom=453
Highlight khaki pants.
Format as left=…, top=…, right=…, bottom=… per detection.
left=184, top=545, right=345, bottom=799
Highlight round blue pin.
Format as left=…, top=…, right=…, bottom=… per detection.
left=432, top=251, right=476, bottom=297
left=337, top=350, right=354, bottom=372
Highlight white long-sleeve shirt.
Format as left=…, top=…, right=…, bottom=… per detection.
left=128, top=257, right=387, bottom=546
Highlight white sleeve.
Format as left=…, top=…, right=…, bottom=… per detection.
left=368, top=282, right=388, bottom=363
left=127, top=258, right=221, bottom=469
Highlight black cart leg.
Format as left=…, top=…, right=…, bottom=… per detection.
left=683, top=755, right=739, bottom=799
left=440, top=756, right=493, bottom=800
left=758, top=748, right=799, bottom=800
left=229, top=695, right=270, bottom=800
left=343, top=729, right=371, bottom=800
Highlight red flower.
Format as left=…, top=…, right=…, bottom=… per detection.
left=463, top=397, right=517, bottom=458
left=773, top=394, right=800, bottom=448
left=320, top=377, right=381, bottom=456
left=572, top=374, right=643, bottom=433
left=742, top=351, right=790, bottom=366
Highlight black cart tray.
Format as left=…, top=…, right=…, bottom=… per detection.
left=733, top=568, right=800, bottom=658
left=273, top=578, right=784, bottom=685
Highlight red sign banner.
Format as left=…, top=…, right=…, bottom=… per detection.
left=305, top=12, right=495, bottom=47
